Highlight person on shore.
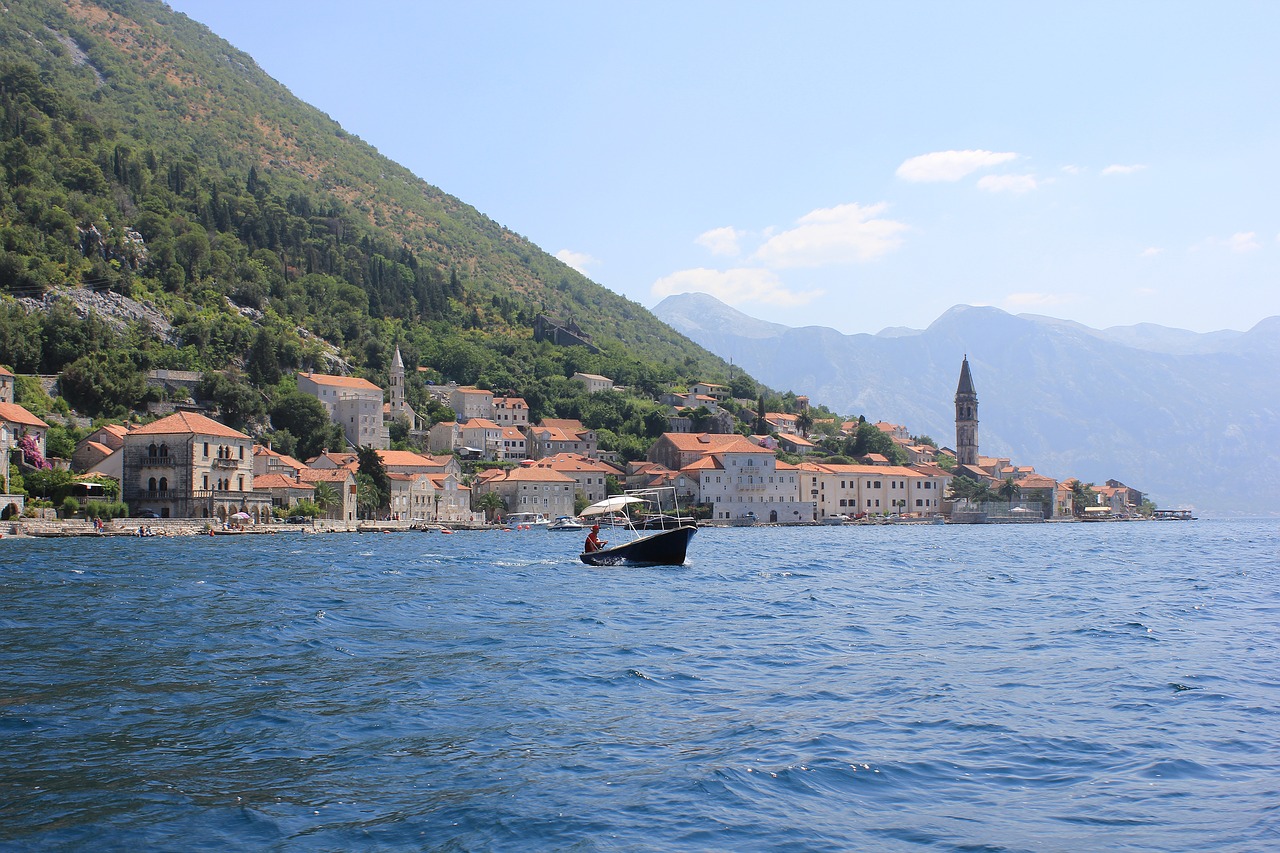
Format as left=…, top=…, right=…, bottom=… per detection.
left=584, top=523, right=606, bottom=553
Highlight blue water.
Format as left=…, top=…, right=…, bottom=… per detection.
left=2, top=520, right=1278, bottom=851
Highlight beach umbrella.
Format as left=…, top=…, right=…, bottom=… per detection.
left=231, top=511, right=251, bottom=520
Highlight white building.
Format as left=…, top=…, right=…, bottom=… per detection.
left=801, top=462, right=952, bottom=520
left=473, top=466, right=576, bottom=519
left=572, top=372, right=614, bottom=394
left=297, top=372, right=389, bottom=450
left=448, top=386, right=494, bottom=421
left=683, top=437, right=813, bottom=524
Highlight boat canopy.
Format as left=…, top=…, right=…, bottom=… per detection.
left=580, top=495, right=645, bottom=516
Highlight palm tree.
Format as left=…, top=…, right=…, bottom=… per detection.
left=1069, top=480, right=1095, bottom=517
left=997, top=476, right=1020, bottom=504
left=475, top=491, right=506, bottom=523
left=311, top=480, right=339, bottom=518
left=795, top=409, right=814, bottom=438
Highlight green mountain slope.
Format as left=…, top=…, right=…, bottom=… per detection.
left=0, top=0, right=745, bottom=432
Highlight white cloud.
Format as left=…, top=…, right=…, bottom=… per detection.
left=1196, top=232, right=1262, bottom=253
left=752, top=203, right=908, bottom=268
left=695, top=226, right=743, bottom=257
left=1102, top=164, right=1147, bottom=176
left=651, top=268, right=824, bottom=307
left=1228, top=232, right=1260, bottom=252
left=1003, top=292, right=1073, bottom=308
left=977, top=174, right=1038, bottom=194
left=1141, top=247, right=1163, bottom=257
left=555, top=249, right=596, bottom=274
left=896, top=149, right=1019, bottom=182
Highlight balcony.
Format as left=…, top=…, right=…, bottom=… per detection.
left=138, top=456, right=175, bottom=468
left=211, top=457, right=241, bottom=469
left=125, top=489, right=184, bottom=501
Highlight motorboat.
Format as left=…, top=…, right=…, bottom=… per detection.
left=578, top=488, right=696, bottom=567
left=547, top=515, right=585, bottom=531
left=505, top=512, right=550, bottom=529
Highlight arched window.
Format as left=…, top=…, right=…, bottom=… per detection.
left=148, top=477, right=157, bottom=492
left=148, top=443, right=158, bottom=458
left=159, top=443, right=169, bottom=458
left=159, top=477, right=168, bottom=492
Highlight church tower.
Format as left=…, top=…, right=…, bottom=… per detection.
left=389, top=346, right=406, bottom=419
left=955, top=355, right=979, bottom=467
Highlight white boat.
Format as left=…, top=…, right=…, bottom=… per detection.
left=547, top=515, right=585, bottom=531
left=505, top=512, right=550, bottom=528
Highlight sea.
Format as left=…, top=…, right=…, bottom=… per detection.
left=2, top=519, right=1277, bottom=852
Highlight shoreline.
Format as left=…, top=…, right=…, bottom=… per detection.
left=1, top=514, right=1181, bottom=539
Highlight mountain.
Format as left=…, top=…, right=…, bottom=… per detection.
left=0, top=0, right=736, bottom=432
left=654, top=293, right=1280, bottom=516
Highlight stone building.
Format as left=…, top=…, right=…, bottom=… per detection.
left=955, top=356, right=979, bottom=467
left=122, top=411, right=270, bottom=522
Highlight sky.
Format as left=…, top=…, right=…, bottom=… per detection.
left=164, top=1, right=1280, bottom=336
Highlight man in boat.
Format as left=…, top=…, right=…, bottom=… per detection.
left=584, top=523, right=606, bottom=553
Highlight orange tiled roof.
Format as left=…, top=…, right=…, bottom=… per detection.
left=501, top=467, right=575, bottom=483
left=297, top=468, right=354, bottom=483
left=128, top=411, right=246, bottom=439
left=377, top=449, right=435, bottom=467
left=298, top=372, right=382, bottom=391
left=253, top=473, right=313, bottom=491
left=0, top=402, right=49, bottom=429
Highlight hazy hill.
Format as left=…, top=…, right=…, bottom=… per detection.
left=654, top=293, right=1280, bottom=516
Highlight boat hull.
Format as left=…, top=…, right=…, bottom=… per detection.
left=579, top=526, right=696, bottom=567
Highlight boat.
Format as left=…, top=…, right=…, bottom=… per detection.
left=820, top=514, right=849, bottom=525
left=637, top=513, right=697, bottom=530
left=1151, top=509, right=1197, bottom=521
left=547, top=515, right=585, bottom=531
left=505, top=512, right=550, bottom=529
left=578, top=488, right=697, bottom=567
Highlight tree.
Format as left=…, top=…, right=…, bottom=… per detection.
left=270, top=390, right=341, bottom=460
left=1069, top=480, right=1096, bottom=517
left=475, top=490, right=505, bottom=523
left=356, top=445, right=390, bottom=517
left=198, top=370, right=266, bottom=431
left=246, top=328, right=281, bottom=386
left=291, top=498, right=323, bottom=519
left=997, top=477, right=1021, bottom=504
left=795, top=410, right=814, bottom=438
left=949, top=474, right=996, bottom=505
left=754, top=394, right=767, bottom=435
left=311, top=481, right=340, bottom=517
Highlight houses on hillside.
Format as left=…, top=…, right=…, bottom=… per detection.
left=24, top=348, right=1150, bottom=526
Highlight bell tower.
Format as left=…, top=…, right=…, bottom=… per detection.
left=389, top=346, right=406, bottom=419
left=955, top=355, right=979, bottom=467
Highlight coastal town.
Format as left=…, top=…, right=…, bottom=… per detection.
left=0, top=349, right=1154, bottom=537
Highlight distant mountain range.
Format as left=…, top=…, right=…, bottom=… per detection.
left=653, top=293, right=1280, bottom=516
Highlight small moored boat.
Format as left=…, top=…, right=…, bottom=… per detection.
left=548, top=515, right=585, bottom=531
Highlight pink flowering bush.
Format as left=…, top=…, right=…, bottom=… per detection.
left=17, top=433, right=51, bottom=470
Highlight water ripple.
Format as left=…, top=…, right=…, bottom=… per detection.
left=1, top=520, right=1277, bottom=850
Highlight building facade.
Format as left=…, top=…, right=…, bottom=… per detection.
left=297, top=372, right=390, bottom=450
left=122, top=411, right=270, bottom=522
